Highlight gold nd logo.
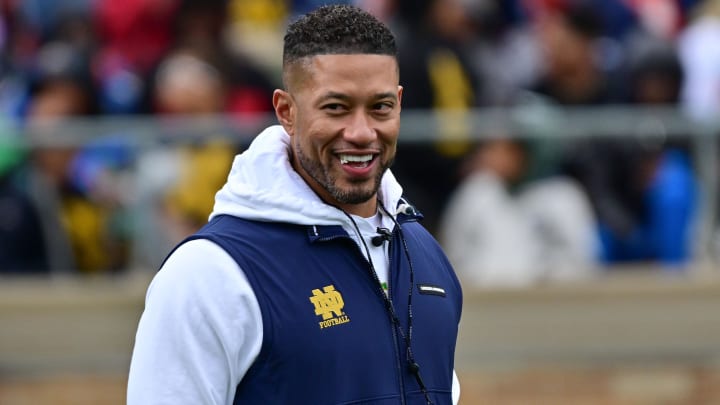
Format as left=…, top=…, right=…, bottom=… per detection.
left=309, top=285, right=351, bottom=329
left=310, top=285, right=344, bottom=320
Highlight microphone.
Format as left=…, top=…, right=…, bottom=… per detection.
left=396, top=202, right=415, bottom=216
left=371, top=227, right=392, bottom=246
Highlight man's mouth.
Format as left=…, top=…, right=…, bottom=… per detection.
left=339, top=154, right=374, bottom=168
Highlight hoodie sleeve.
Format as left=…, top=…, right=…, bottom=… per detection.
left=127, top=239, right=263, bottom=405
left=452, top=369, right=460, bottom=404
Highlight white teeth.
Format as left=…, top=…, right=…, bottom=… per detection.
left=339, top=154, right=373, bottom=164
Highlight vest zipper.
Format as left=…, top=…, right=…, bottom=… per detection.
left=357, top=236, right=407, bottom=405
left=316, top=231, right=407, bottom=404
left=386, top=240, right=408, bottom=405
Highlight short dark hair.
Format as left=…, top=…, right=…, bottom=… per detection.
left=282, top=4, right=397, bottom=66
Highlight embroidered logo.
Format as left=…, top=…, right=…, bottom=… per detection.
left=309, top=285, right=350, bottom=329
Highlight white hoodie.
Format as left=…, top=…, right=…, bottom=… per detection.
left=127, top=125, right=459, bottom=404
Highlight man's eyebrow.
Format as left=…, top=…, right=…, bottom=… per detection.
left=373, top=92, right=398, bottom=101
left=317, top=92, right=351, bottom=103
left=317, top=91, right=398, bottom=103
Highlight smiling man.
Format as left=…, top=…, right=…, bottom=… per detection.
left=276, top=52, right=400, bottom=217
left=128, top=5, right=463, bottom=405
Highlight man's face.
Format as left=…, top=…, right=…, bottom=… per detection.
left=275, top=54, right=402, bottom=217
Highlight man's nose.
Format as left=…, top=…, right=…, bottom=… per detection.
left=344, top=111, right=375, bottom=144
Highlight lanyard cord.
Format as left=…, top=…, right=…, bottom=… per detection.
left=341, top=205, right=433, bottom=405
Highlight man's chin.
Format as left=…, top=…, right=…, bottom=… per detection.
left=331, top=185, right=378, bottom=206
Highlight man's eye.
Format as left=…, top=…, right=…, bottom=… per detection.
left=323, top=103, right=345, bottom=111
left=374, top=102, right=394, bottom=113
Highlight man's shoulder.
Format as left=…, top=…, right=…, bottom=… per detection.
left=183, top=216, right=310, bottom=262
left=199, top=215, right=300, bottom=237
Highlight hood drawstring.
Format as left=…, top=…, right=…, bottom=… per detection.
left=341, top=203, right=432, bottom=405
left=382, top=203, right=432, bottom=405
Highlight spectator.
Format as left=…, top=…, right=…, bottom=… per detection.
left=22, top=41, right=110, bottom=273
left=678, top=0, right=720, bottom=262
left=465, top=0, right=544, bottom=106
left=0, top=140, right=50, bottom=273
left=132, top=49, right=237, bottom=269
left=439, top=139, right=539, bottom=286
left=439, top=138, right=597, bottom=287
left=678, top=0, right=720, bottom=121
left=594, top=46, right=698, bottom=268
left=525, top=0, right=626, bottom=106
left=168, top=0, right=277, bottom=115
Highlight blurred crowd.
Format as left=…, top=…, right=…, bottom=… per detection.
left=0, top=0, right=718, bottom=286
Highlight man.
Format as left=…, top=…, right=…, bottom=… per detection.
left=128, top=5, right=462, bottom=404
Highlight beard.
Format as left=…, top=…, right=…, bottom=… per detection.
left=295, top=144, right=393, bottom=205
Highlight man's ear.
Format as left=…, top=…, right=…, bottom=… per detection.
left=273, top=89, right=294, bottom=135
left=397, top=85, right=403, bottom=112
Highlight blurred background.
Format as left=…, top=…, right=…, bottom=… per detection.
left=1, top=0, right=720, bottom=403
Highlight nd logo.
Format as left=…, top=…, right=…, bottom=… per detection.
left=309, top=285, right=345, bottom=320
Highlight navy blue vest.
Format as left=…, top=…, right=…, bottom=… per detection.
left=185, top=211, right=462, bottom=405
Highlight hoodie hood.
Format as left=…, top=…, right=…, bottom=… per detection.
left=210, top=125, right=404, bottom=227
